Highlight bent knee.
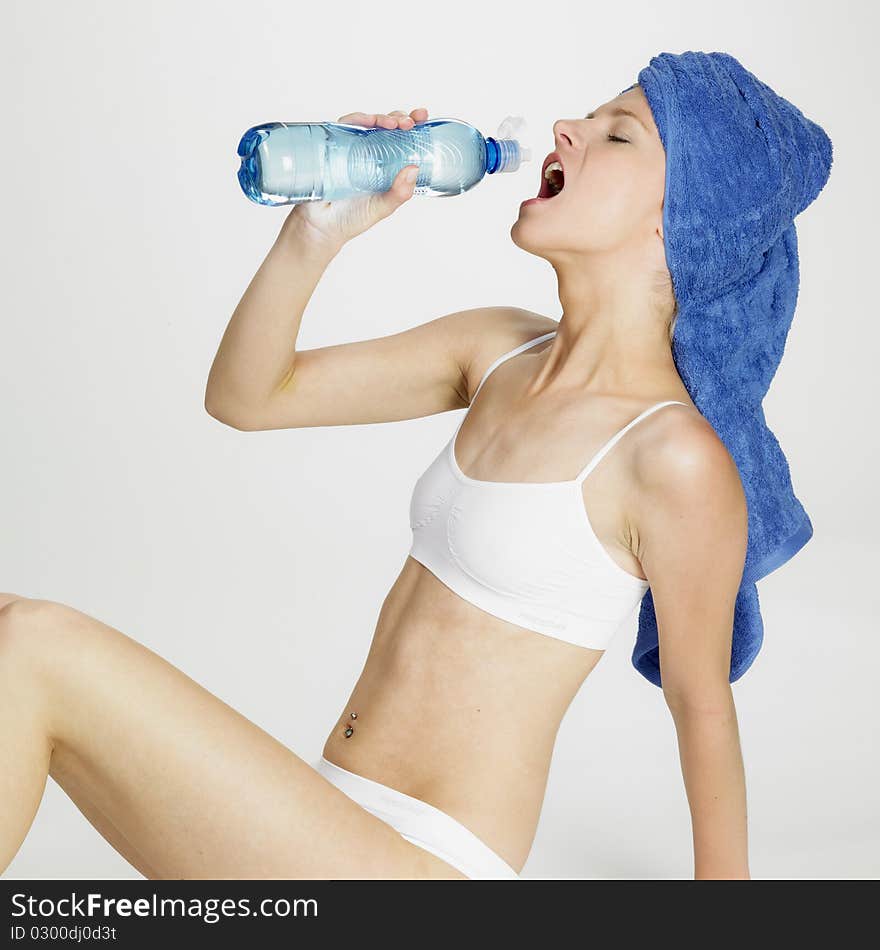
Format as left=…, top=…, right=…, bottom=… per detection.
left=0, top=591, right=28, bottom=611
left=0, top=597, right=84, bottom=662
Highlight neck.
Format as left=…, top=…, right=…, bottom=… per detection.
left=527, top=264, right=678, bottom=400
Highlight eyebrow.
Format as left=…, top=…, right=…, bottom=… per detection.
left=586, top=107, right=649, bottom=132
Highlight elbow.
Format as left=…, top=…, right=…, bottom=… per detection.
left=203, top=393, right=256, bottom=431
left=663, top=681, right=735, bottom=717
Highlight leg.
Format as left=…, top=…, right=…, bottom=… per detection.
left=0, top=596, right=55, bottom=871
left=0, top=597, right=466, bottom=879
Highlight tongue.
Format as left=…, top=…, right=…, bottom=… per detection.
left=538, top=180, right=560, bottom=199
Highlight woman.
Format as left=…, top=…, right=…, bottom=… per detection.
left=0, top=53, right=831, bottom=880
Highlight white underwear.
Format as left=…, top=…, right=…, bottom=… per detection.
left=313, top=756, right=520, bottom=881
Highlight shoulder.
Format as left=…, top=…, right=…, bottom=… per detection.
left=453, top=307, right=558, bottom=401
left=632, top=407, right=747, bottom=541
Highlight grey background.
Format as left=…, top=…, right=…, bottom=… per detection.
left=2, top=0, right=874, bottom=879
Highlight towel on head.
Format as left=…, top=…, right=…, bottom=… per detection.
left=619, top=51, right=833, bottom=687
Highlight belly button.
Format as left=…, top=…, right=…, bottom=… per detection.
left=343, top=710, right=357, bottom=738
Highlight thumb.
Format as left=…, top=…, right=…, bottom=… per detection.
left=370, top=164, right=419, bottom=220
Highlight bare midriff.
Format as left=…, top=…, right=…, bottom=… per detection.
left=321, top=554, right=605, bottom=874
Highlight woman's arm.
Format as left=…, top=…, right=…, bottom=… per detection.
left=632, top=413, right=751, bottom=879
left=667, top=688, right=750, bottom=879
left=204, top=210, right=548, bottom=433
left=204, top=217, right=343, bottom=424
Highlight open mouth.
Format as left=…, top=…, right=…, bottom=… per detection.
left=537, top=153, right=565, bottom=199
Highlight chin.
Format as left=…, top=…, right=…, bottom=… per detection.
left=509, top=215, right=555, bottom=261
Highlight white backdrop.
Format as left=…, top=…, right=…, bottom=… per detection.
left=2, top=0, right=874, bottom=879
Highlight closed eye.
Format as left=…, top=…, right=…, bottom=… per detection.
left=607, top=134, right=629, bottom=143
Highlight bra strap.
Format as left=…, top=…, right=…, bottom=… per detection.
left=470, top=330, right=557, bottom=403
left=574, top=400, right=690, bottom=484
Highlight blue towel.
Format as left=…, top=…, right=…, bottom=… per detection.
left=620, top=52, right=833, bottom=687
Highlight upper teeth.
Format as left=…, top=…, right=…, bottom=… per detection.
left=544, top=160, right=563, bottom=181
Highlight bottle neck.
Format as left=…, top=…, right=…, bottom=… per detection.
left=485, top=137, right=524, bottom=174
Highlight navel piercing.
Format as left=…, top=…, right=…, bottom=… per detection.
left=344, top=711, right=358, bottom=738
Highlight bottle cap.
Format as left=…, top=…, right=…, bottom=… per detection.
left=492, top=114, right=531, bottom=173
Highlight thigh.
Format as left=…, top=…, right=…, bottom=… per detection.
left=2, top=598, right=466, bottom=880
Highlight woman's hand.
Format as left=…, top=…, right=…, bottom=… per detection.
left=286, top=107, right=428, bottom=252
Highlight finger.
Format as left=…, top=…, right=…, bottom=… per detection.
left=388, top=110, right=415, bottom=128
left=365, top=163, right=416, bottom=223
left=336, top=111, right=378, bottom=125
left=382, top=164, right=419, bottom=207
left=392, top=108, right=428, bottom=126
left=336, top=110, right=425, bottom=127
left=394, top=163, right=419, bottom=195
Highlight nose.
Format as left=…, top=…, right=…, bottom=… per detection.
left=552, top=118, right=578, bottom=149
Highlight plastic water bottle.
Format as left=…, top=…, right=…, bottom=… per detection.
left=236, top=116, right=531, bottom=206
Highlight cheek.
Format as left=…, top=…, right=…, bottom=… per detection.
left=581, top=165, right=641, bottom=215
left=568, top=170, right=649, bottom=237
left=511, top=163, right=649, bottom=252
left=556, top=181, right=632, bottom=244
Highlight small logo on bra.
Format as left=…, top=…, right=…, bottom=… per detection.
left=518, top=610, right=566, bottom=630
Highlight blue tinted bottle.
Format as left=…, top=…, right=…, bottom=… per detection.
left=237, top=116, right=531, bottom=206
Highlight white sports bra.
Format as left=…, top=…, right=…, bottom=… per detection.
left=408, top=330, right=689, bottom=651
